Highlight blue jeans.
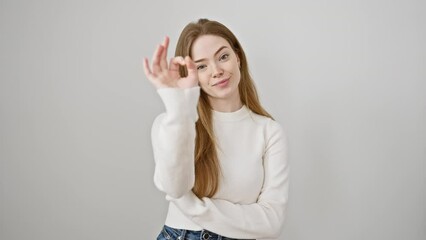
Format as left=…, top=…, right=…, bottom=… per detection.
left=156, top=225, right=255, bottom=240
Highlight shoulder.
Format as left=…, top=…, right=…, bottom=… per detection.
left=248, top=110, right=284, bottom=132
left=247, top=110, right=287, bottom=144
left=152, top=112, right=166, bottom=125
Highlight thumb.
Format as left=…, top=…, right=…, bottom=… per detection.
left=185, top=56, right=197, bottom=73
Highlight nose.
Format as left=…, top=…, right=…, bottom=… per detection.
left=211, top=63, right=224, bottom=78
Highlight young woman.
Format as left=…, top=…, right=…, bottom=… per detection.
left=143, top=19, right=289, bottom=240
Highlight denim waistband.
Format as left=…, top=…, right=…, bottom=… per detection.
left=158, top=225, right=255, bottom=240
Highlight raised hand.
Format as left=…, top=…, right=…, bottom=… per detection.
left=143, top=36, right=199, bottom=89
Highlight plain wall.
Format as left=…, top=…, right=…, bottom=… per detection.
left=1, top=0, right=425, bottom=239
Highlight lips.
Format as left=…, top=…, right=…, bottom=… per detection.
left=212, top=77, right=230, bottom=86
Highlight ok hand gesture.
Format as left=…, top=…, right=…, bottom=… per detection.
left=143, top=36, right=199, bottom=89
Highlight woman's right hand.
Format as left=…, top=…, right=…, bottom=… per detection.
left=143, top=36, right=199, bottom=89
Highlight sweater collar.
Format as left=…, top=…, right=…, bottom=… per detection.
left=212, top=105, right=250, bottom=122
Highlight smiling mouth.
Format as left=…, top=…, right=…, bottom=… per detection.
left=212, top=78, right=230, bottom=86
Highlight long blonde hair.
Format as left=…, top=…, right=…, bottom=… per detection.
left=175, top=19, right=273, bottom=198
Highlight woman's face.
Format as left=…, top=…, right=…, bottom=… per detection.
left=191, top=35, right=241, bottom=103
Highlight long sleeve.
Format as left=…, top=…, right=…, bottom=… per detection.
left=151, top=86, right=200, bottom=199
left=166, top=120, right=289, bottom=239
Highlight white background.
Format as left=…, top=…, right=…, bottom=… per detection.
left=1, top=0, right=425, bottom=239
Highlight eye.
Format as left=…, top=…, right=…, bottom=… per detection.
left=219, top=53, right=229, bottom=61
left=197, top=64, right=207, bottom=71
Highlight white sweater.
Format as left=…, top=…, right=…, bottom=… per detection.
left=151, top=86, right=289, bottom=239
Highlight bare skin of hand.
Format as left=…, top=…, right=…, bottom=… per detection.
left=143, top=36, right=199, bottom=89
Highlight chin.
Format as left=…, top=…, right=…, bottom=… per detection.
left=211, top=89, right=238, bottom=100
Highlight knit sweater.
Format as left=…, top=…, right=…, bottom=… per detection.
left=151, top=86, right=289, bottom=239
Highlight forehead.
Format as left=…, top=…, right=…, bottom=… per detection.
left=191, top=35, right=231, bottom=59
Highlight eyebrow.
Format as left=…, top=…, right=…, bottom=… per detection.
left=194, top=46, right=228, bottom=63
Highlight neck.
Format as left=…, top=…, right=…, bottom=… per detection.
left=208, top=93, right=243, bottom=112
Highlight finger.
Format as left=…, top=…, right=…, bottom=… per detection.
left=170, top=56, right=185, bottom=71
left=169, top=56, right=185, bottom=79
left=185, top=56, right=198, bottom=80
left=143, top=57, right=158, bottom=81
left=143, top=57, right=153, bottom=77
left=162, top=36, right=170, bottom=49
left=185, top=56, right=197, bottom=73
left=160, top=36, right=169, bottom=70
left=152, top=44, right=164, bottom=73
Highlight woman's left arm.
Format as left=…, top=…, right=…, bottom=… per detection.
left=167, top=120, right=289, bottom=239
